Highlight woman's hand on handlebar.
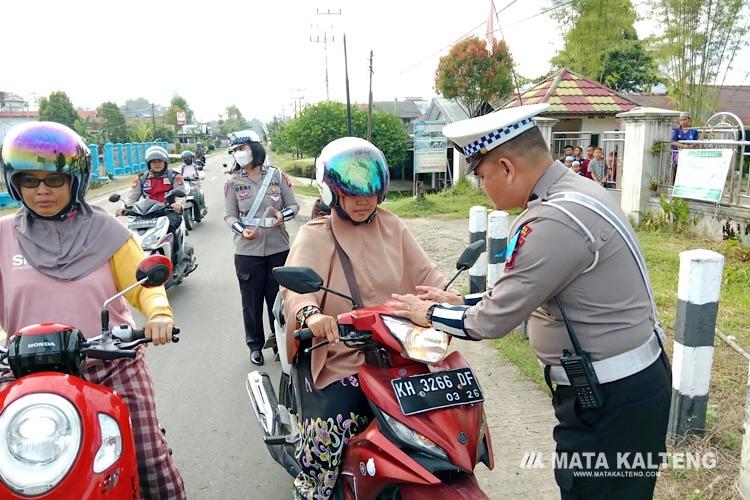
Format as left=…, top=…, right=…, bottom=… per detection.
left=170, top=202, right=183, bottom=213
left=306, top=313, right=339, bottom=344
left=116, top=207, right=125, bottom=216
left=415, top=285, right=464, bottom=305
left=145, top=314, right=175, bottom=346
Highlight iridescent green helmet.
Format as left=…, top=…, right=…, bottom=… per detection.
left=315, top=137, right=390, bottom=206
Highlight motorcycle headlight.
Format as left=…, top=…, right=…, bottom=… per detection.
left=93, top=413, right=122, bottom=473
left=141, top=218, right=169, bottom=249
left=382, top=316, right=449, bottom=364
left=0, top=393, right=81, bottom=495
left=380, top=411, right=448, bottom=460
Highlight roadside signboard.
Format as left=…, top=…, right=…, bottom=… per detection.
left=413, top=120, right=448, bottom=174
left=673, top=149, right=734, bottom=203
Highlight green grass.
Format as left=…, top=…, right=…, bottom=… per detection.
left=493, top=331, right=550, bottom=394
left=384, top=179, right=518, bottom=220
left=294, top=184, right=320, bottom=197
left=268, top=151, right=315, bottom=177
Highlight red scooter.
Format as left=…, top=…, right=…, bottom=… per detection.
left=247, top=241, right=494, bottom=499
left=0, top=255, right=178, bottom=499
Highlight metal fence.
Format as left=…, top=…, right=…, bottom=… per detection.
left=552, top=131, right=593, bottom=159
left=601, top=131, right=625, bottom=188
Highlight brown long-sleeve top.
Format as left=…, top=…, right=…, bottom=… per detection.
left=283, top=208, right=446, bottom=389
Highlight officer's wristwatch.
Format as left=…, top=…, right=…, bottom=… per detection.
left=296, top=305, right=322, bottom=325
left=425, top=304, right=438, bottom=324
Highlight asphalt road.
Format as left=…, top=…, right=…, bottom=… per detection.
left=110, top=155, right=297, bottom=499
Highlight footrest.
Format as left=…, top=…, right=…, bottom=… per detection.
left=264, top=435, right=289, bottom=445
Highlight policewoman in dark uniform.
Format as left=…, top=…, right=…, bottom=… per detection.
left=223, top=130, right=298, bottom=366
left=388, top=104, right=671, bottom=499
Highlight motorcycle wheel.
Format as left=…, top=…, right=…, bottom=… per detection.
left=183, top=206, right=194, bottom=230
left=194, top=204, right=203, bottom=223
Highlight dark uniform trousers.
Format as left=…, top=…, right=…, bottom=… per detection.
left=234, top=250, right=289, bottom=352
left=550, top=353, right=671, bottom=500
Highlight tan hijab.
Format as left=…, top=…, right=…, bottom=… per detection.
left=14, top=202, right=131, bottom=281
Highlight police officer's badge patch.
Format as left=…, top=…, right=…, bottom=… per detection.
left=505, top=224, right=533, bottom=270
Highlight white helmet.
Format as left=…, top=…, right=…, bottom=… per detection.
left=145, top=146, right=169, bottom=167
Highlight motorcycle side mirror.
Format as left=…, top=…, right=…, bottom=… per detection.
left=136, top=255, right=173, bottom=288
left=172, top=188, right=187, bottom=198
left=443, top=240, right=486, bottom=291
left=456, top=240, right=485, bottom=271
left=109, top=193, right=121, bottom=203
left=272, top=266, right=323, bottom=294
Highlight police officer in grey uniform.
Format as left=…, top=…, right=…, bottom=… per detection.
left=224, top=130, right=299, bottom=366
left=388, top=104, right=671, bottom=499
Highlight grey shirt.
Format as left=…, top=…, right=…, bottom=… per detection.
left=464, top=161, right=653, bottom=365
left=588, top=159, right=605, bottom=182
left=223, top=166, right=299, bottom=257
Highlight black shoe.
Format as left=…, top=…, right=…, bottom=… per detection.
left=250, top=350, right=264, bottom=366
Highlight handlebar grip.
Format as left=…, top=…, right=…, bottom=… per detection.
left=85, top=348, right=137, bottom=360
left=131, top=327, right=180, bottom=343
left=294, top=328, right=313, bottom=341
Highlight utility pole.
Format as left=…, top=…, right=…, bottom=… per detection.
left=344, top=34, right=352, bottom=136
left=367, top=50, right=374, bottom=142
left=311, top=8, right=342, bottom=101
left=151, top=103, right=156, bottom=138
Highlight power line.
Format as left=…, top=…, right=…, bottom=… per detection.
left=399, top=0, right=573, bottom=75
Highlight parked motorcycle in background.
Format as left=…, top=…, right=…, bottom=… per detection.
left=0, top=255, right=179, bottom=499
left=248, top=241, right=494, bottom=499
left=109, top=191, right=197, bottom=288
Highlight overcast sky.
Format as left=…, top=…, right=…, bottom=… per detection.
left=3, top=0, right=748, bottom=123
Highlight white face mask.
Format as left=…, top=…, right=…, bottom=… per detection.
left=234, top=150, right=252, bottom=167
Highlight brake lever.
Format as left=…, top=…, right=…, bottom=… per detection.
left=304, top=339, right=330, bottom=354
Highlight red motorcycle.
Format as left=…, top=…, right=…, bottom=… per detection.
left=0, top=255, right=178, bottom=499
left=247, top=241, right=494, bottom=499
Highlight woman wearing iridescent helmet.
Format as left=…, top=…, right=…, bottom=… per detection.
left=224, top=130, right=299, bottom=366
left=281, top=137, right=446, bottom=499
left=0, top=122, right=186, bottom=499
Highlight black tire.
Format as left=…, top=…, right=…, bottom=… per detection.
left=183, top=205, right=194, bottom=230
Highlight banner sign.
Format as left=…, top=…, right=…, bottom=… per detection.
left=413, top=120, right=448, bottom=174
left=673, top=149, right=734, bottom=203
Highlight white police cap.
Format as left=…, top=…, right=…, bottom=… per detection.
left=442, top=103, right=550, bottom=173
left=229, top=129, right=262, bottom=151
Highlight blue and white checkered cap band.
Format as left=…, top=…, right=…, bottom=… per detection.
left=463, top=117, right=536, bottom=157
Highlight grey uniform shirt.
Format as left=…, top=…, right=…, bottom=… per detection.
left=588, top=159, right=606, bottom=182
left=223, top=166, right=299, bottom=257
left=464, top=161, right=653, bottom=365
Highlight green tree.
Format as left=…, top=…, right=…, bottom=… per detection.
left=219, top=105, right=248, bottom=135
left=164, top=94, right=193, bottom=127
left=279, top=101, right=409, bottom=170
left=550, top=0, right=654, bottom=86
left=97, top=101, right=129, bottom=143
left=247, top=118, right=266, bottom=141
left=598, top=30, right=661, bottom=92
left=38, top=91, right=78, bottom=128
left=266, top=116, right=291, bottom=153
left=650, top=0, right=749, bottom=121
left=128, top=119, right=154, bottom=142
left=434, top=37, right=514, bottom=117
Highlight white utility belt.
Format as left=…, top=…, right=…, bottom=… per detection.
left=546, top=334, right=662, bottom=385
left=241, top=216, right=276, bottom=228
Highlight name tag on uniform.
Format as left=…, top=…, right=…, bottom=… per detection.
left=163, top=177, right=172, bottom=185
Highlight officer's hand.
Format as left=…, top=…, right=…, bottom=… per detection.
left=415, top=285, right=464, bottom=305
left=242, top=228, right=259, bottom=240
left=270, top=208, right=284, bottom=228
left=386, top=294, right=433, bottom=327
left=116, top=207, right=125, bottom=216
left=281, top=171, right=293, bottom=187
left=145, top=314, right=174, bottom=346
left=306, top=313, right=339, bottom=344
left=171, top=202, right=183, bottom=213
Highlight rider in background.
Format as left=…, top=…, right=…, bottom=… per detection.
left=281, top=137, right=446, bottom=499
left=119, top=145, right=190, bottom=264
left=0, top=122, right=186, bottom=499
left=174, top=150, right=206, bottom=217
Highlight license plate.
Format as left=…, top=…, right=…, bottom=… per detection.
left=391, top=368, right=484, bottom=416
left=128, top=219, right=157, bottom=229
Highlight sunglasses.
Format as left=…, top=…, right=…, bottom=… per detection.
left=17, top=174, right=69, bottom=189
